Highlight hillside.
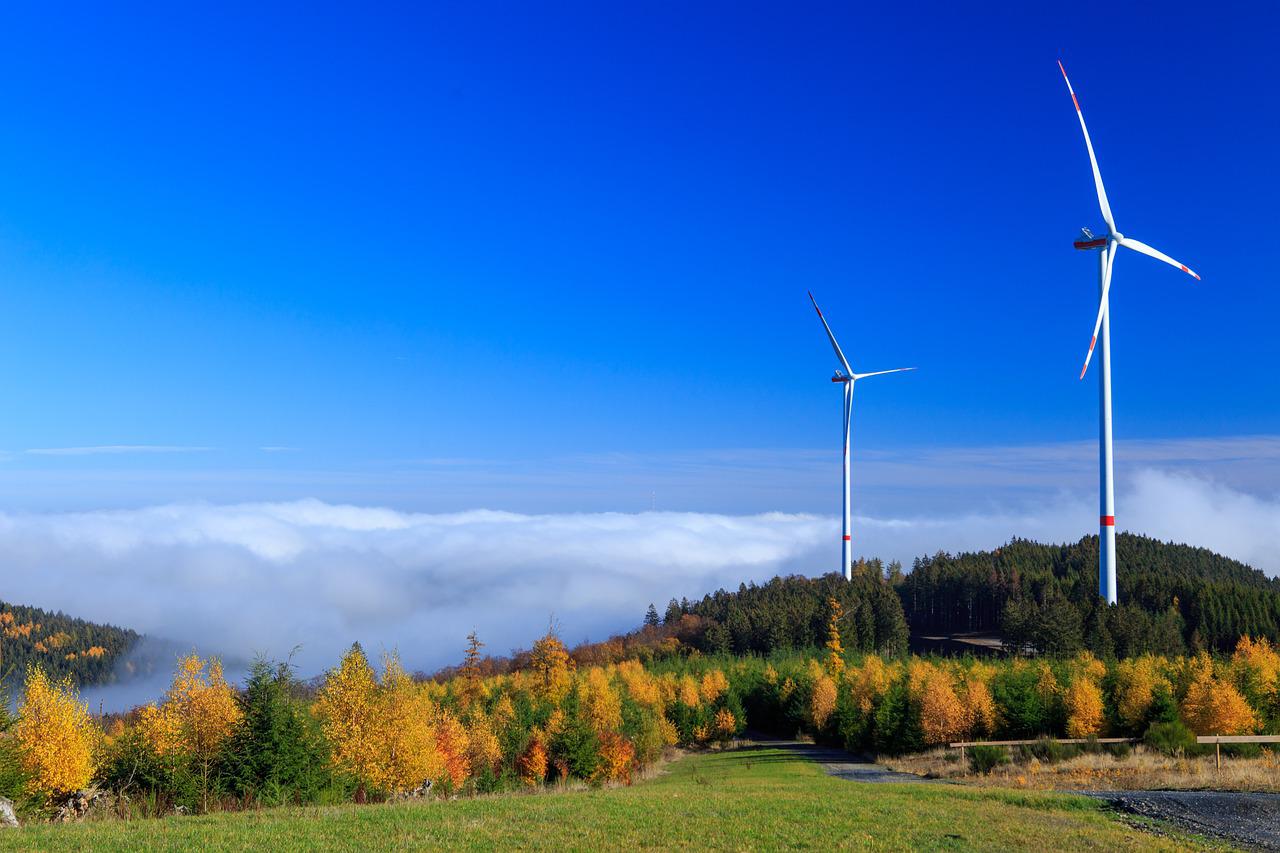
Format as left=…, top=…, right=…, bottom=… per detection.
left=899, top=534, right=1280, bottom=655
left=0, top=599, right=139, bottom=688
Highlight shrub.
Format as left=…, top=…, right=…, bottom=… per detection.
left=1142, top=720, right=1203, bottom=757
left=968, top=744, right=1008, bottom=774
left=1021, top=737, right=1079, bottom=765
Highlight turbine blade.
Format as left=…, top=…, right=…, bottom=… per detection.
left=1119, top=236, right=1200, bottom=280
left=807, top=291, right=852, bottom=375
left=1058, top=61, right=1117, bottom=235
left=1080, top=242, right=1118, bottom=380
left=853, top=368, right=917, bottom=380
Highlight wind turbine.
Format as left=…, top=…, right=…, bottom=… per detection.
left=808, top=292, right=915, bottom=581
left=1057, top=61, right=1200, bottom=605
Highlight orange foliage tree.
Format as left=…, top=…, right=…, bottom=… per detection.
left=918, top=667, right=967, bottom=746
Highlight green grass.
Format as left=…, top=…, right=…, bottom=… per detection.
left=0, top=747, right=1223, bottom=851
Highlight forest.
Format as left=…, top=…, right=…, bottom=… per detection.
left=899, top=534, right=1280, bottom=655
left=0, top=600, right=138, bottom=687
left=3, top=617, right=1279, bottom=824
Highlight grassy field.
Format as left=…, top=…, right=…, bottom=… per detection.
left=0, top=746, right=1224, bottom=851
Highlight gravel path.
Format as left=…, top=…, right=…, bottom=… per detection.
left=743, top=737, right=937, bottom=784
left=1084, top=790, right=1280, bottom=851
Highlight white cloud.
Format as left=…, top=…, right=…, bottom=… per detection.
left=2, top=467, right=1274, bottom=708
left=25, top=445, right=213, bottom=457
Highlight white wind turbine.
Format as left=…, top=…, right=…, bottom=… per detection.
left=1058, top=61, right=1200, bottom=605
left=808, top=292, right=915, bottom=581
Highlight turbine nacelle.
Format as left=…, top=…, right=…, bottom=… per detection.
left=1074, top=228, right=1107, bottom=251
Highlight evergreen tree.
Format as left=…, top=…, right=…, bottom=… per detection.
left=644, top=604, right=661, bottom=628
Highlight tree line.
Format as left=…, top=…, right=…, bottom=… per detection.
left=898, top=534, right=1280, bottom=655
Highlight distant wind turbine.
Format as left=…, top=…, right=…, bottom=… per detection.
left=1058, top=61, right=1200, bottom=606
left=808, top=292, right=915, bottom=581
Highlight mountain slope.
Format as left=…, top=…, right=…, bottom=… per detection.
left=0, top=599, right=139, bottom=688
left=899, top=533, right=1280, bottom=654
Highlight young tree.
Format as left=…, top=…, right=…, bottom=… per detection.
left=530, top=629, right=573, bottom=700
left=460, top=632, right=485, bottom=708
left=824, top=597, right=845, bottom=677
left=140, top=654, right=242, bottom=810
left=218, top=659, right=330, bottom=805
left=14, top=666, right=97, bottom=799
left=312, top=644, right=380, bottom=799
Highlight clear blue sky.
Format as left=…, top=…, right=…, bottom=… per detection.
left=0, top=2, right=1275, bottom=514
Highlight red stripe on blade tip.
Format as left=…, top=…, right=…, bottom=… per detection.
left=1100, top=516, right=1115, bottom=526
left=842, top=535, right=851, bottom=541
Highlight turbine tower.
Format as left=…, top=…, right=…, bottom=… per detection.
left=808, top=292, right=915, bottom=581
left=1057, top=61, right=1200, bottom=605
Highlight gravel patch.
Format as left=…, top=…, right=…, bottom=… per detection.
left=1084, top=790, right=1280, bottom=851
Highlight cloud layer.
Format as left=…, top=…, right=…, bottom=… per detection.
left=1, top=467, right=1274, bottom=703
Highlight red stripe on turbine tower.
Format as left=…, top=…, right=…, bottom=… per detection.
left=1100, top=516, right=1115, bottom=526
left=842, top=535, right=851, bottom=541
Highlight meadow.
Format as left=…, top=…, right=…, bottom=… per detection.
left=0, top=744, right=1219, bottom=852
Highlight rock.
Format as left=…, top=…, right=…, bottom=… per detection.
left=53, top=789, right=111, bottom=823
left=391, top=779, right=433, bottom=802
left=0, top=797, right=19, bottom=828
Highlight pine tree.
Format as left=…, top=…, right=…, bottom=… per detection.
left=644, top=604, right=661, bottom=628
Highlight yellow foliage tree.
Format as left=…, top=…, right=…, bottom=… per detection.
left=848, top=655, right=893, bottom=716
left=1064, top=677, right=1105, bottom=738
left=1182, top=659, right=1258, bottom=736
left=140, top=654, right=242, bottom=808
left=809, top=673, right=837, bottom=730
left=1112, top=656, right=1167, bottom=730
left=529, top=630, right=573, bottom=700
left=698, top=669, right=729, bottom=704
left=15, top=666, right=97, bottom=798
left=580, top=667, right=622, bottom=735
left=313, top=645, right=381, bottom=795
left=376, top=657, right=447, bottom=793
left=958, top=666, right=998, bottom=738
left=824, top=597, right=845, bottom=677
left=1233, top=635, right=1280, bottom=699
left=677, top=674, right=701, bottom=708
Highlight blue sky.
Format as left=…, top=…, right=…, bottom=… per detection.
left=0, top=3, right=1275, bottom=516
left=2, top=3, right=1280, bottom=681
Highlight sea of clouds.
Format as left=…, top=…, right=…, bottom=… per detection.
left=2, top=467, right=1275, bottom=708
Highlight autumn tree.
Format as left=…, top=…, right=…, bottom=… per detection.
left=14, top=666, right=96, bottom=798
left=140, top=654, right=242, bottom=809
left=809, top=673, right=837, bottom=731
left=312, top=644, right=380, bottom=798
left=918, top=668, right=966, bottom=746
left=1182, top=654, right=1257, bottom=735
left=529, top=628, right=573, bottom=700
left=824, top=597, right=845, bottom=677
left=1063, top=677, right=1104, bottom=738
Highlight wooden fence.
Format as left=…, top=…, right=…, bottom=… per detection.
left=1197, top=734, right=1280, bottom=769
left=947, top=737, right=1138, bottom=762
